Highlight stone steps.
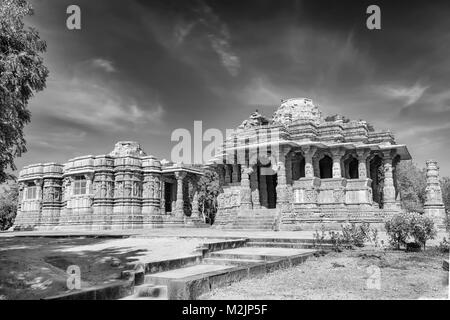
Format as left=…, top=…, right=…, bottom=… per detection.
left=202, top=257, right=265, bottom=266
left=142, top=246, right=316, bottom=299
left=246, top=241, right=332, bottom=249
left=208, top=247, right=314, bottom=261
left=119, top=283, right=168, bottom=300
left=249, top=237, right=335, bottom=244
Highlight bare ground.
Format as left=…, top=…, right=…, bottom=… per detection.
left=0, top=236, right=207, bottom=300
left=200, top=247, right=449, bottom=300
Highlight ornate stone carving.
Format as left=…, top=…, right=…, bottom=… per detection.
left=109, top=141, right=147, bottom=157
left=272, top=98, right=322, bottom=125
left=238, top=111, right=269, bottom=130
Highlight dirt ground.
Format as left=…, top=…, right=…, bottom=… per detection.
left=0, top=236, right=208, bottom=300
left=200, top=247, right=449, bottom=300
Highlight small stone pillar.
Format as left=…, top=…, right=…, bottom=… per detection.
left=232, top=164, right=240, bottom=183
left=240, top=166, right=253, bottom=210
left=217, top=165, right=225, bottom=186
left=304, top=146, right=316, bottom=178
left=331, top=148, right=344, bottom=178
left=224, top=165, right=231, bottom=184
left=174, top=171, right=186, bottom=218
left=192, top=191, right=200, bottom=219
left=382, top=151, right=397, bottom=210
left=424, top=160, right=446, bottom=228
left=250, top=166, right=260, bottom=209
left=160, top=179, right=166, bottom=215
left=276, top=147, right=291, bottom=211
left=356, top=149, right=370, bottom=179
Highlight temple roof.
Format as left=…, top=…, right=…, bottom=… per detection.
left=272, top=98, right=322, bottom=125
left=218, top=97, right=412, bottom=161
left=109, top=141, right=147, bottom=157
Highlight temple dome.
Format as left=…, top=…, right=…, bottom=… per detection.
left=272, top=98, right=322, bottom=125
left=109, top=141, right=147, bottom=157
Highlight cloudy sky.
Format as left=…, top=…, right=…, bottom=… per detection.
left=15, top=0, right=450, bottom=176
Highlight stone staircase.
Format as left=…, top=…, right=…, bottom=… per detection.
left=119, top=237, right=317, bottom=300
left=227, top=208, right=279, bottom=230
left=246, top=237, right=335, bottom=250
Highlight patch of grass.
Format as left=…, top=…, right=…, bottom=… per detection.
left=200, top=247, right=448, bottom=300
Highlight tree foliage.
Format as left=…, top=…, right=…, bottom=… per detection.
left=0, top=0, right=48, bottom=183
left=197, top=169, right=221, bottom=224
left=396, top=161, right=427, bottom=212
left=0, top=182, right=19, bottom=230
left=441, top=177, right=450, bottom=229
left=385, top=212, right=436, bottom=250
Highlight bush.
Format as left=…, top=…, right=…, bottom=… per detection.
left=408, top=213, right=437, bottom=249
left=341, top=223, right=371, bottom=247
left=438, top=238, right=450, bottom=254
left=0, top=183, right=19, bottom=230
left=385, top=212, right=437, bottom=250
left=385, top=213, right=411, bottom=249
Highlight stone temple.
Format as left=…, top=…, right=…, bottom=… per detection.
left=13, top=141, right=203, bottom=230
left=13, top=98, right=447, bottom=231
left=209, top=98, right=445, bottom=230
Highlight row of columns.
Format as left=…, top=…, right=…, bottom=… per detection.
left=172, top=171, right=200, bottom=219
left=234, top=146, right=398, bottom=209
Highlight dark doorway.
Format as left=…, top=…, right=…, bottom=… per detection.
left=369, top=155, right=383, bottom=207
left=266, top=173, right=277, bottom=208
left=257, top=162, right=277, bottom=209
left=319, top=155, right=333, bottom=179
left=345, top=157, right=359, bottom=179
left=292, top=153, right=305, bottom=180
left=164, top=182, right=173, bottom=213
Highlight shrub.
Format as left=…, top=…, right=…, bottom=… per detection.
left=0, top=183, right=19, bottom=230
left=385, top=213, right=411, bottom=249
left=385, top=212, right=437, bottom=250
left=438, top=238, right=450, bottom=254
left=408, top=213, right=437, bottom=249
left=341, top=222, right=371, bottom=247
left=312, top=225, right=327, bottom=250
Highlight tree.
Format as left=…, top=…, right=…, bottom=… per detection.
left=0, top=0, right=48, bottom=183
left=396, top=161, right=427, bottom=212
left=197, top=169, right=221, bottom=224
left=0, top=182, right=19, bottom=230
left=441, top=177, right=450, bottom=230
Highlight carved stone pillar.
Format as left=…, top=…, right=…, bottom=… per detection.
left=192, top=192, right=200, bottom=219
left=250, top=165, right=260, bottom=209
left=232, top=164, right=239, bottom=183
left=217, top=165, right=225, bottom=186
left=160, top=179, right=166, bottom=215
left=276, top=147, right=291, bottom=211
left=331, top=148, right=345, bottom=178
left=424, top=160, right=446, bottom=228
left=240, top=166, right=253, bottom=210
left=175, top=171, right=186, bottom=218
left=382, top=151, right=396, bottom=209
left=34, top=179, right=43, bottom=200
left=356, top=149, right=370, bottom=179
left=224, top=165, right=231, bottom=184
left=303, top=146, right=317, bottom=178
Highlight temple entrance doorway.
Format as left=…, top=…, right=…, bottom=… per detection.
left=319, top=155, right=333, bottom=179
left=257, top=161, right=277, bottom=209
left=164, top=182, right=174, bottom=213
left=369, top=155, right=383, bottom=208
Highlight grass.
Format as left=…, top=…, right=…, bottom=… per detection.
left=200, top=246, right=449, bottom=300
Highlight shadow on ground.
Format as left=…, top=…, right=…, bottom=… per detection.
left=0, top=237, right=154, bottom=300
